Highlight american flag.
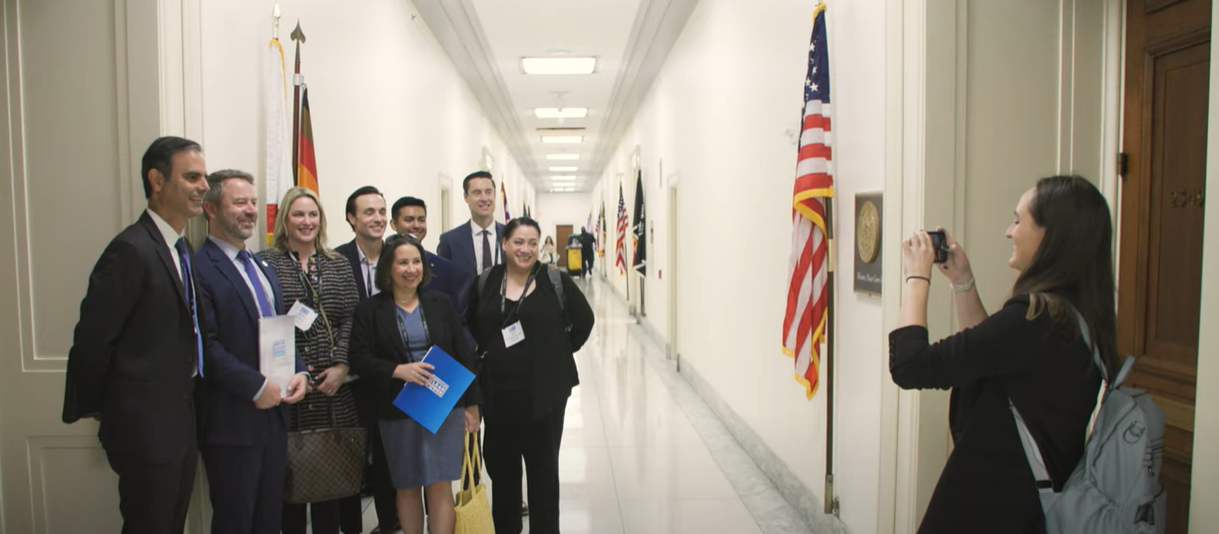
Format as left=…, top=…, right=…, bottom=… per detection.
left=615, top=182, right=628, bottom=273
left=501, top=183, right=510, bottom=222
left=782, top=4, right=833, bottom=400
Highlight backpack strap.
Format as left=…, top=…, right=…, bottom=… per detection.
left=546, top=264, right=571, bottom=332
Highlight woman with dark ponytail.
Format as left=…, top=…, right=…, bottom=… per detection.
left=889, top=175, right=1115, bottom=533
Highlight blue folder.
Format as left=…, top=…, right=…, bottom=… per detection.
left=392, top=346, right=475, bottom=434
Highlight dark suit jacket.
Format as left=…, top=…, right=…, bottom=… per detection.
left=436, top=220, right=506, bottom=313
left=194, top=239, right=307, bottom=447
left=335, top=239, right=462, bottom=307
left=348, top=289, right=481, bottom=422
left=62, top=212, right=200, bottom=463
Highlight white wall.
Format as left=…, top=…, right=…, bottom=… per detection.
left=590, top=1, right=889, bottom=532
left=199, top=0, right=532, bottom=253
left=536, top=192, right=592, bottom=245
left=1188, top=4, right=1219, bottom=529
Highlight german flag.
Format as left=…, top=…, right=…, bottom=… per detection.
left=296, top=88, right=319, bottom=194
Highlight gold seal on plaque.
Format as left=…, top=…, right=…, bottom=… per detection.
left=857, top=200, right=880, bottom=264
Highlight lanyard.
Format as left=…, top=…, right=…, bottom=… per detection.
left=289, top=251, right=335, bottom=346
left=395, top=302, right=432, bottom=362
left=500, top=264, right=539, bottom=326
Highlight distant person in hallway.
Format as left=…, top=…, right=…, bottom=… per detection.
left=465, top=217, right=596, bottom=534
left=539, top=236, right=559, bottom=265
left=259, top=187, right=363, bottom=534
left=349, top=234, right=482, bottom=534
left=391, top=196, right=462, bottom=309
left=578, top=228, right=596, bottom=277
left=889, top=175, right=1113, bottom=533
left=62, top=136, right=209, bottom=534
left=437, top=171, right=505, bottom=314
left=193, top=169, right=309, bottom=534
left=333, top=185, right=397, bottom=534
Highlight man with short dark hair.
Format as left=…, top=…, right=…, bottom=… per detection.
left=390, top=196, right=461, bottom=307
left=63, top=136, right=210, bottom=534
left=194, top=169, right=309, bottom=534
left=334, top=186, right=398, bottom=534
left=437, top=171, right=506, bottom=313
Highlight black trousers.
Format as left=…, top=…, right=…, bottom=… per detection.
left=338, top=422, right=397, bottom=532
left=106, top=441, right=198, bottom=534
left=281, top=499, right=341, bottom=534
left=483, top=397, right=567, bottom=534
left=201, top=415, right=287, bottom=534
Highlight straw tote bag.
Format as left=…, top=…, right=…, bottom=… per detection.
left=455, top=431, right=494, bottom=534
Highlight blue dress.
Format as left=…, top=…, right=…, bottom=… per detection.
left=378, top=304, right=465, bottom=489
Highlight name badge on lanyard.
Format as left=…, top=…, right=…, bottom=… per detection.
left=502, top=322, right=525, bottom=348
left=500, top=266, right=539, bottom=349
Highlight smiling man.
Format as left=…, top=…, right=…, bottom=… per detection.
left=62, top=136, right=211, bottom=533
left=390, top=196, right=461, bottom=309
left=437, top=171, right=506, bottom=314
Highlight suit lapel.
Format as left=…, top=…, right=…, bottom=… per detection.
left=203, top=240, right=259, bottom=323
left=461, top=222, right=479, bottom=272
left=260, top=259, right=285, bottom=314
left=377, top=296, right=410, bottom=362
left=138, top=213, right=189, bottom=312
left=342, top=241, right=368, bottom=298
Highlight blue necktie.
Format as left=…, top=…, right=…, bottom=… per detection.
left=174, top=238, right=204, bottom=377
left=238, top=249, right=275, bottom=317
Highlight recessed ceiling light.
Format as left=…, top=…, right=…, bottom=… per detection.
left=541, top=136, right=583, bottom=144
left=551, top=176, right=577, bottom=181
left=549, top=166, right=578, bottom=172
left=550, top=187, right=576, bottom=193
left=535, top=108, right=589, bottom=119
left=546, top=154, right=580, bottom=161
left=522, top=57, right=596, bottom=75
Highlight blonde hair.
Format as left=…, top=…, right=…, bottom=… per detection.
left=272, top=187, right=338, bottom=258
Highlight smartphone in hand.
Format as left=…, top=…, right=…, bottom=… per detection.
left=926, top=230, right=950, bottom=264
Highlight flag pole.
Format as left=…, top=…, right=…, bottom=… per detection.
left=824, top=197, right=838, bottom=516
left=290, top=21, right=306, bottom=185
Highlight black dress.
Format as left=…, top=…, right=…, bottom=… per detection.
left=889, top=295, right=1102, bottom=534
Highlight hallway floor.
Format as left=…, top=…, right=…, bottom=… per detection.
left=356, top=277, right=816, bottom=534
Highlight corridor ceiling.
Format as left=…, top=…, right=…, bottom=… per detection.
left=414, top=0, right=699, bottom=193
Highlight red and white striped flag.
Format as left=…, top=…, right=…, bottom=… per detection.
left=615, top=181, right=628, bottom=274
left=782, top=4, right=833, bottom=400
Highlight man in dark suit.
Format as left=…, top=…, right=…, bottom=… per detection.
left=333, top=186, right=399, bottom=534
left=436, top=171, right=506, bottom=314
left=194, top=169, right=309, bottom=534
left=389, top=196, right=461, bottom=306
left=62, top=136, right=210, bottom=534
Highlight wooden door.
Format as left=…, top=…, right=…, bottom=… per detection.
left=556, top=224, right=574, bottom=255
left=1120, top=0, right=1210, bottom=532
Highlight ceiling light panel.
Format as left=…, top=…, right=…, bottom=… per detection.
left=551, top=176, right=577, bottom=181
left=549, top=166, right=578, bottom=172
left=534, top=108, right=589, bottom=119
left=522, top=57, right=596, bottom=75
left=546, top=154, right=580, bottom=161
left=541, top=136, right=583, bottom=144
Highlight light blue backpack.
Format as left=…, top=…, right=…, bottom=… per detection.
left=1009, top=312, right=1167, bottom=534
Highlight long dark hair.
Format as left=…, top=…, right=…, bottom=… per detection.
left=1011, top=175, right=1117, bottom=378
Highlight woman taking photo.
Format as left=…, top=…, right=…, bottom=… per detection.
left=466, top=217, right=595, bottom=534
left=889, top=175, right=1114, bottom=533
left=349, top=234, right=481, bottom=534
left=259, top=187, right=363, bottom=534
left=539, top=236, right=559, bottom=265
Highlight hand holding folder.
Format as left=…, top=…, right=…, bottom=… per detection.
left=393, top=346, right=475, bottom=434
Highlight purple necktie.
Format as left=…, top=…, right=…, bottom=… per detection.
left=174, top=238, right=204, bottom=377
left=238, top=249, right=275, bottom=317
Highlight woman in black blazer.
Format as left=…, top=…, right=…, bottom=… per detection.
left=889, top=175, right=1116, bottom=533
left=349, top=234, right=480, bottom=534
left=466, top=217, right=595, bottom=534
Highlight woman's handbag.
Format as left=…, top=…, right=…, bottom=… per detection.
left=283, top=396, right=368, bottom=504
left=455, top=431, right=494, bottom=534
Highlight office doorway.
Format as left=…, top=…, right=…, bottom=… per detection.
left=667, top=183, right=680, bottom=365
left=1118, top=1, right=1210, bottom=531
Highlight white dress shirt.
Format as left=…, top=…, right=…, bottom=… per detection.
left=469, top=219, right=501, bottom=273
left=357, top=244, right=380, bottom=297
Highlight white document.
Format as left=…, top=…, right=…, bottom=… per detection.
left=288, top=300, right=319, bottom=331
left=259, top=315, right=296, bottom=398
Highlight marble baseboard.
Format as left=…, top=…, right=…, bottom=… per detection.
left=679, top=360, right=852, bottom=534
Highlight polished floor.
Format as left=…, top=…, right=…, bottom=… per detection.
left=352, top=277, right=814, bottom=534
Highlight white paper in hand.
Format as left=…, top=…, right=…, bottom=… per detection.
left=259, top=315, right=296, bottom=397
left=288, top=300, right=318, bottom=331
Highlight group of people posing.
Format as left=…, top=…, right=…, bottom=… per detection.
left=62, top=136, right=595, bottom=534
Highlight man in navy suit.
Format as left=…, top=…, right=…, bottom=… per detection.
left=333, top=186, right=398, bottom=534
left=437, top=171, right=506, bottom=313
left=63, top=136, right=209, bottom=534
left=194, top=169, right=308, bottom=534
left=390, top=196, right=461, bottom=306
